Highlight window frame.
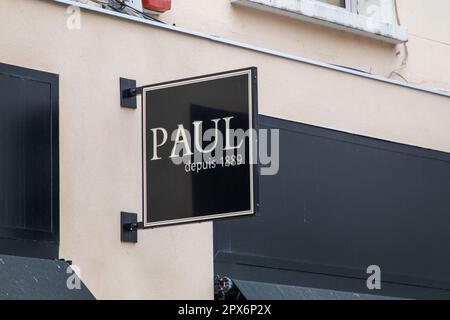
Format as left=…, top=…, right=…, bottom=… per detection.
left=344, top=0, right=358, bottom=13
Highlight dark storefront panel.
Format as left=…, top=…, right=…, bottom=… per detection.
left=214, top=115, right=450, bottom=299
left=0, top=63, right=59, bottom=259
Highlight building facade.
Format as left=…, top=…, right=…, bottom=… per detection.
left=0, top=0, right=449, bottom=299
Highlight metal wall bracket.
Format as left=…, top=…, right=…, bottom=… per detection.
left=121, top=212, right=139, bottom=243
left=120, top=78, right=137, bottom=109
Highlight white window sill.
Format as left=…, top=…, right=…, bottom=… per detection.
left=231, top=0, right=408, bottom=44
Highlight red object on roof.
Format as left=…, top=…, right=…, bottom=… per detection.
left=142, top=0, right=172, bottom=12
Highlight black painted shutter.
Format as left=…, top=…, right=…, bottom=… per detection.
left=0, top=63, right=59, bottom=259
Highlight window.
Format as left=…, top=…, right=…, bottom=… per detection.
left=318, top=0, right=394, bottom=23
left=0, top=63, right=59, bottom=259
left=316, top=0, right=358, bottom=14
left=231, top=0, right=407, bottom=43
left=317, top=0, right=346, bottom=9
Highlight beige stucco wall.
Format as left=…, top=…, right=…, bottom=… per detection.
left=162, top=0, right=450, bottom=91
left=0, top=0, right=449, bottom=299
left=1, top=0, right=214, bottom=300
left=395, top=0, right=450, bottom=90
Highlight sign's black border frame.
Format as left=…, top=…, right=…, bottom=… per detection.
left=141, top=67, right=259, bottom=229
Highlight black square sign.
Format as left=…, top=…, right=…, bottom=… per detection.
left=142, top=68, right=258, bottom=227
